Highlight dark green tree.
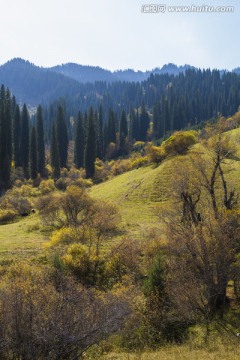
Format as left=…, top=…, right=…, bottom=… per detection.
left=107, top=109, right=116, bottom=144
left=98, top=105, right=104, bottom=159
left=131, top=109, right=140, bottom=141
left=74, top=112, right=85, bottom=169
left=0, top=86, right=12, bottom=187
left=21, top=104, right=30, bottom=179
left=56, top=106, right=68, bottom=168
left=13, top=104, right=21, bottom=167
left=30, top=126, right=38, bottom=180
left=84, top=107, right=96, bottom=178
left=140, top=101, right=150, bottom=141
left=36, top=105, right=45, bottom=176
left=119, top=109, right=128, bottom=152
left=50, top=123, right=60, bottom=179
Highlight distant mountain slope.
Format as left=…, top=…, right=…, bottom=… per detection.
left=0, top=58, right=197, bottom=106
left=0, top=58, right=238, bottom=107
left=0, top=58, right=83, bottom=105
left=50, top=63, right=114, bottom=83
left=50, top=62, right=195, bottom=83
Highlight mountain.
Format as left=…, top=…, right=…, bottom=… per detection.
left=50, top=63, right=114, bottom=83
left=50, top=62, right=195, bottom=83
left=0, top=58, right=83, bottom=106
left=0, top=58, right=196, bottom=106
left=0, top=58, right=238, bottom=107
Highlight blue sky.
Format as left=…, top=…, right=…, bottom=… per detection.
left=0, top=0, right=239, bottom=70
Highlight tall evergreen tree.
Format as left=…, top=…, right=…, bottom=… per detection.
left=107, top=109, right=116, bottom=144
left=56, top=106, right=68, bottom=168
left=21, top=104, right=30, bottom=179
left=140, top=101, right=150, bottom=141
left=36, top=105, right=45, bottom=176
left=98, top=105, right=104, bottom=159
left=74, top=112, right=85, bottom=169
left=84, top=107, right=96, bottom=179
left=13, top=104, right=21, bottom=167
left=50, top=123, right=60, bottom=179
left=119, top=110, right=128, bottom=152
left=30, top=126, right=38, bottom=180
left=0, top=86, right=12, bottom=187
left=131, top=109, right=140, bottom=141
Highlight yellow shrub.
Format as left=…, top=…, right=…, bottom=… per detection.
left=46, top=227, right=76, bottom=248
left=0, top=209, right=18, bottom=224
left=147, top=145, right=166, bottom=164
left=162, top=130, right=197, bottom=156
left=39, top=179, right=56, bottom=194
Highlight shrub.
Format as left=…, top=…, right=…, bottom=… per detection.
left=0, top=263, right=132, bottom=359
left=130, top=156, right=148, bottom=169
left=39, top=179, right=56, bottom=194
left=146, top=145, right=166, bottom=164
left=110, top=159, right=132, bottom=176
left=162, top=130, right=197, bottom=156
left=46, top=227, right=78, bottom=247
left=62, top=244, right=106, bottom=287
left=36, top=193, right=62, bottom=226
left=0, top=189, right=33, bottom=215
left=0, top=209, right=18, bottom=224
left=132, top=141, right=145, bottom=153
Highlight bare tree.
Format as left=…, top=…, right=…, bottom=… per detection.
left=0, top=265, right=133, bottom=360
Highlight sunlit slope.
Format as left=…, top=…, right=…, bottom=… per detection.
left=90, top=161, right=175, bottom=238
left=91, top=127, right=240, bottom=238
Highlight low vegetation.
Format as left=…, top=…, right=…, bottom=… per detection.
left=0, top=115, right=240, bottom=359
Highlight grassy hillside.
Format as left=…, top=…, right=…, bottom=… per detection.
left=1, top=127, right=240, bottom=261
left=0, top=214, right=47, bottom=261
left=90, top=163, right=171, bottom=240
left=90, top=128, right=240, bottom=241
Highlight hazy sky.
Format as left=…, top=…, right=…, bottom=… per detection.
left=0, top=0, right=239, bottom=70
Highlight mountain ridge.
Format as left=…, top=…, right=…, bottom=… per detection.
left=0, top=58, right=238, bottom=106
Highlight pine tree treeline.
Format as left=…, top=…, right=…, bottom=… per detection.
left=1, top=66, right=240, bottom=186
left=0, top=86, right=46, bottom=190
left=42, top=68, right=240, bottom=138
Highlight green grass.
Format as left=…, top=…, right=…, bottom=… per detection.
left=90, top=127, right=240, bottom=242
left=99, top=345, right=240, bottom=360
left=0, top=214, right=47, bottom=261
left=90, top=164, right=168, bottom=240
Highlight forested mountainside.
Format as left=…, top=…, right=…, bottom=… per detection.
left=41, top=67, right=240, bottom=144
left=0, top=58, right=213, bottom=106
left=50, top=62, right=194, bottom=83
left=0, top=59, right=83, bottom=105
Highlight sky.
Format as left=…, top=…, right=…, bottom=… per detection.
left=0, top=0, right=239, bottom=71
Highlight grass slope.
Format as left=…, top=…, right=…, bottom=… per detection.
left=91, top=127, right=240, bottom=242
left=90, top=163, right=170, bottom=240
left=0, top=214, right=47, bottom=261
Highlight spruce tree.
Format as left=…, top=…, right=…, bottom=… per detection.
left=74, top=112, right=85, bottom=169
left=56, top=106, right=68, bottom=168
left=50, top=123, right=60, bottom=179
left=21, top=104, right=30, bottom=179
left=0, top=86, right=12, bottom=187
left=98, top=105, right=104, bottom=159
left=13, top=104, right=21, bottom=167
left=30, top=126, right=38, bottom=180
left=119, top=109, right=128, bottom=152
left=36, top=105, right=45, bottom=176
left=107, top=109, right=116, bottom=144
left=140, top=101, right=149, bottom=141
left=131, top=109, right=140, bottom=141
left=84, top=107, right=96, bottom=179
